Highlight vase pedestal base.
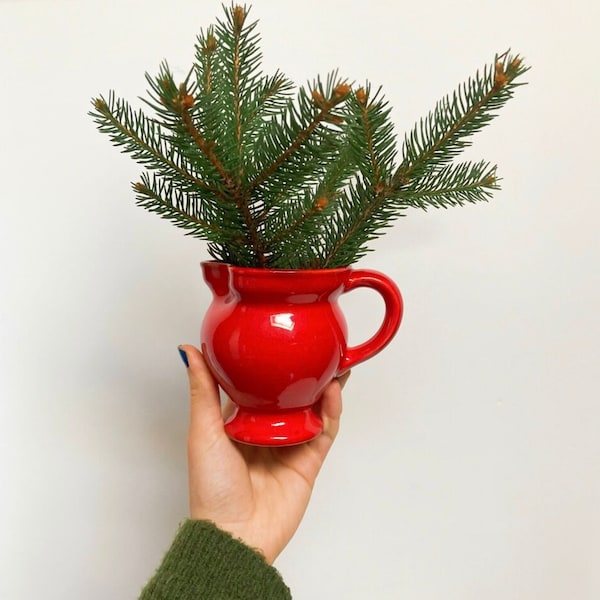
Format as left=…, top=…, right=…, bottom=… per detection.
left=224, top=406, right=323, bottom=446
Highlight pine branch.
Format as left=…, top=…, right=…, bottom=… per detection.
left=317, top=88, right=399, bottom=268
left=211, top=5, right=264, bottom=180
left=398, top=161, right=499, bottom=209
left=133, top=173, right=237, bottom=242
left=267, top=194, right=329, bottom=246
left=261, top=129, right=362, bottom=268
left=196, top=5, right=269, bottom=266
left=232, top=6, right=245, bottom=174
left=139, top=61, right=182, bottom=123
left=250, top=76, right=352, bottom=191
left=192, top=26, right=222, bottom=150
left=394, top=53, right=528, bottom=185
left=137, top=62, right=238, bottom=195
left=89, top=93, right=220, bottom=200
left=142, top=53, right=268, bottom=266
left=91, top=3, right=528, bottom=270
left=319, top=55, right=527, bottom=267
left=195, top=27, right=217, bottom=94
left=242, top=73, right=294, bottom=152
left=356, top=89, right=382, bottom=183
left=247, top=74, right=294, bottom=119
left=178, top=91, right=237, bottom=191
left=320, top=183, right=392, bottom=268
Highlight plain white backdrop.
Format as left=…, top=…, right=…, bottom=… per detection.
left=1, top=0, right=599, bottom=598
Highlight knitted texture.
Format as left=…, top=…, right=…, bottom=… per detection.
left=139, top=520, right=291, bottom=599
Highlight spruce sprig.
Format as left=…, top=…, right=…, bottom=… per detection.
left=90, top=5, right=528, bottom=269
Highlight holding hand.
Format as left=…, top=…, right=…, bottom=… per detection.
left=179, top=345, right=349, bottom=564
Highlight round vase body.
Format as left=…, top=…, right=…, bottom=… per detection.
left=200, top=261, right=403, bottom=446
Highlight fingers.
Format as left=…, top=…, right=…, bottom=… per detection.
left=308, top=371, right=350, bottom=459
left=178, top=345, right=225, bottom=439
left=221, top=398, right=237, bottom=423
left=337, top=370, right=351, bottom=391
left=320, top=376, right=345, bottom=440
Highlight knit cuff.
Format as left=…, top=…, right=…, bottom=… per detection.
left=139, top=520, right=291, bottom=600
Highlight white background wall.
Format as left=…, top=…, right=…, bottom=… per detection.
left=1, top=0, right=598, bottom=598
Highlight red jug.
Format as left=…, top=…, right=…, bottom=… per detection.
left=201, top=261, right=403, bottom=446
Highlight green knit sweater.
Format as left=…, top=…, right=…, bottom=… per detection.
left=139, top=520, right=292, bottom=599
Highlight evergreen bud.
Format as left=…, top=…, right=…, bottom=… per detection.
left=311, top=89, right=325, bottom=106
left=314, top=196, right=329, bottom=211
left=333, top=83, right=351, bottom=98
left=93, top=97, right=107, bottom=111
left=494, top=61, right=508, bottom=88
left=356, top=88, right=367, bottom=105
left=232, top=6, right=246, bottom=31
left=180, top=94, right=195, bottom=109
left=203, top=33, right=217, bottom=54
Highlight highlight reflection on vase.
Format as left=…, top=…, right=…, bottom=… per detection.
left=270, top=313, right=295, bottom=331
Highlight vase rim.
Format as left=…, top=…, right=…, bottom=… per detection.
left=200, top=260, right=351, bottom=275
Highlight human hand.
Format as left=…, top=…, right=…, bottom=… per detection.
left=179, top=345, right=349, bottom=564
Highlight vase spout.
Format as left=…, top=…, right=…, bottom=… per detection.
left=201, top=261, right=232, bottom=298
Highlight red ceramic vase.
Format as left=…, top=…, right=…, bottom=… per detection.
left=200, top=261, right=403, bottom=446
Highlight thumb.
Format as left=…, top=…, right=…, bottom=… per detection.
left=178, top=345, right=224, bottom=438
left=305, top=371, right=349, bottom=461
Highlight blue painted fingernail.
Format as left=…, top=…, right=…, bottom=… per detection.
left=178, top=346, right=189, bottom=368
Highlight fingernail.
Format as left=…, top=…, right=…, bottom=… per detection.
left=178, top=346, right=189, bottom=368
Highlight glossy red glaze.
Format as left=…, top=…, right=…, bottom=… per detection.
left=200, top=262, right=403, bottom=446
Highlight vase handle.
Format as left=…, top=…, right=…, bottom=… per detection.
left=340, top=269, right=403, bottom=372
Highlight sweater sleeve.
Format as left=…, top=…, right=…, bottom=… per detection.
left=138, top=519, right=292, bottom=600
